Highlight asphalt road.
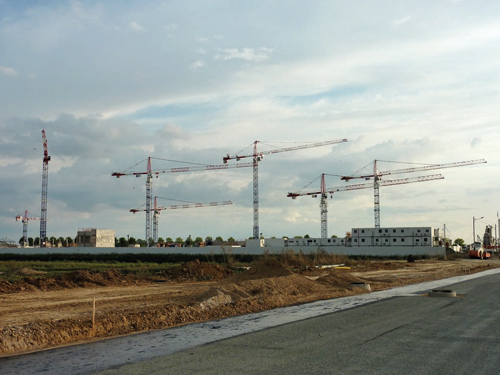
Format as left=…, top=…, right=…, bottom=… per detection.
left=94, top=272, right=500, bottom=375
left=1, top=269, right=500, bottom=375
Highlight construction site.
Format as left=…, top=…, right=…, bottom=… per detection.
left=1, top=255, right=499, bottom=356
left=2, top=131, right=499, bottom=359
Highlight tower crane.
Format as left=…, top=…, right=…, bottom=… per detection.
left=40, top=129, right=51, bottom=247
left=113, top=157, right=253, bottom=246
left=288, top=173, right=444, bottom=238
left=223, top=139, right=348, bottom=239
left=16, top=210, right=42, bottom=247
left=340, top=159, right=487, bottom=228
left=130, top=196, right=233, bottom=244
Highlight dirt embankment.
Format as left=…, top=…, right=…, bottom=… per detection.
left=0, top=258, right=498, bottom=356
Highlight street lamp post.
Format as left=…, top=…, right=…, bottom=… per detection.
left=473, top=216, right=484, bottom=246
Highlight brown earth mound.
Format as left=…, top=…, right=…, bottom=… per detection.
left=10, top=268, right=48, bottom=276
left=166, top=260, right=233, bottom=281
left=0, top=269, right=155, bottom=293
left=316, top=270, right=369, bottom=288
left=221, top=257, right=293, bottom=284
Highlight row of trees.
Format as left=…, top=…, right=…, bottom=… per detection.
left=19, top=234, right=467, bottom=248
left=115, top=235, right=238, bottom=248
left=18, top=236, right=74, bottom=247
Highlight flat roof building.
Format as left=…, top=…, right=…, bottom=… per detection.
left=77, top=228, right=115, bottom=248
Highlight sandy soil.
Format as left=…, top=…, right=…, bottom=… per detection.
left=0, top=258, right=498, bottom=356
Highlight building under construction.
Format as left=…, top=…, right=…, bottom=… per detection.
left=77, top=228, right=115, bottom=248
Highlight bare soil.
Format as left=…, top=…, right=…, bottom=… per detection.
left=0, top=258, right=498, bottom=356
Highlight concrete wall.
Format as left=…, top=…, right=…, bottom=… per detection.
left=0, top=243, right=444, bottom=257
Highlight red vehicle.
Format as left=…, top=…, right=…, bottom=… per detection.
left=469, top=242, right=491, bottom=259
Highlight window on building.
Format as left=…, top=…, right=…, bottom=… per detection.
left=393, top=238, right=397, bottom=242
left=354, top=239, right=358, bottom=242
left=385, top=229, right=388, bottom=233
left=376, top=238, right=379, bottom=242
left=401, top=238, right=405, bottom=242
left=379, top=229, right=382, bottom=233
left=328, top=239, right=331, bottom=243
left=385, top=239, right=389, bottom=242
left=393, top=229, right=396, bottom=233
left=401, top=229, right=405, bottom=233
left=417, top=229, right=421, bottom=233
left=354, top=229, right=358, bottom=234
left=424, top=238, right=428, bottom=242
left=361, top=238, right=365, bottom=242
left=425, top=229, right=430, bottom=233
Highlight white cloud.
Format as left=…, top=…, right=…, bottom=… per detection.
left=1, top=1, right=499, bottom=242
left=190, top=60, right=206, bottom=70
left=391, top=16, right=411, bottom=27
left=130, top=21, right=145, bottom=32
left=214, top=48, right=273, bottom=62
left=164, top=23, right=178, bottom=30
left=0, top=66, right=18, bottom=76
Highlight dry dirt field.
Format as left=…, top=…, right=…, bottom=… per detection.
left=0, top=257, right=498, bottom=356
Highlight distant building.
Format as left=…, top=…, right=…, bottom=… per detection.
left=77, top=228, right=115, bottom=248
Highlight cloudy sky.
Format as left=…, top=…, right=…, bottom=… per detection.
left=1, top=0, right=498, bottom=244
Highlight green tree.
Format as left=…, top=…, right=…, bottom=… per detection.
left=34, top=237, right=40, bottom=246
left=28, top=237, right=34, bottom=246
left=294, top=235, right=303, bottom=239
left=19, top=237, right=24, bottom=246
left=128, top=237, right=137, bottom=245
left=185, top=235, right=194, bottom=247
left=205, top=236, right=213, bottom=245
left=194, top=237, right=204, bottom=245
left=215, top=236, right=224, bottom=242
left=453, top=238, right=465, bottom=247
left=137, top=239, right=146, bottom=247
left=304, top=234, right=310, bottom=238
left=158, top=237, right=165, bottom=244
left=66, top=237, right=73, bottom=246
left=118, top=237, right=128, bottom=247
left=49, top=236, right=57, bottom=247
left=175, top=237, right=184, bottom=245
left=166, top=237, right=173, bottom=243
left=331, top=235, right=338, bottom=238
left=57, top=237, right=65, bottom=246
left=227, top=236, right=235, bottom=244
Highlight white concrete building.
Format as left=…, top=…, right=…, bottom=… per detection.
left=77, top=228, right=115, bottom=248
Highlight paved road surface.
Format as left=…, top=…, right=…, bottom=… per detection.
left=1, top=268, right=500, bottom=375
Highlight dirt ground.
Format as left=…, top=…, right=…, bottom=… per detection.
left=0, top=258, right=498, bottom=356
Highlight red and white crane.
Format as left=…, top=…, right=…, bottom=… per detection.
left=288, top=173, right=444, bottom=238
left=223, top=139, right=348, bottom=239
left=340, top=159, right=487, bottom=228
left=113, top=157, right=253, bottom=246
left=130, top=196, right=233, bottom=244
left=16, top=210, right=42, bottom=247
left=40, top=129, right=51, bottom=247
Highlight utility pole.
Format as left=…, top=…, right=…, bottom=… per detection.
left=443, top=224, right=447, bottom=260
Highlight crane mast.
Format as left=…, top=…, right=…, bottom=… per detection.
left=288, top=174, right=445, bottom=238
left=40, top=129, right=50, bottom=247
left=320, top=174, right=328, bottom=238
left=131, top=198, right=233, bottom=245
left=223, top=138, right=348, bottom=239
left=146, top=157, right=153, bottom=246
left=341, top=159, right=487, bottom=228
left=114, top=158, right=252, bottom=245
left=16, top=210, right=41, bottom=247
